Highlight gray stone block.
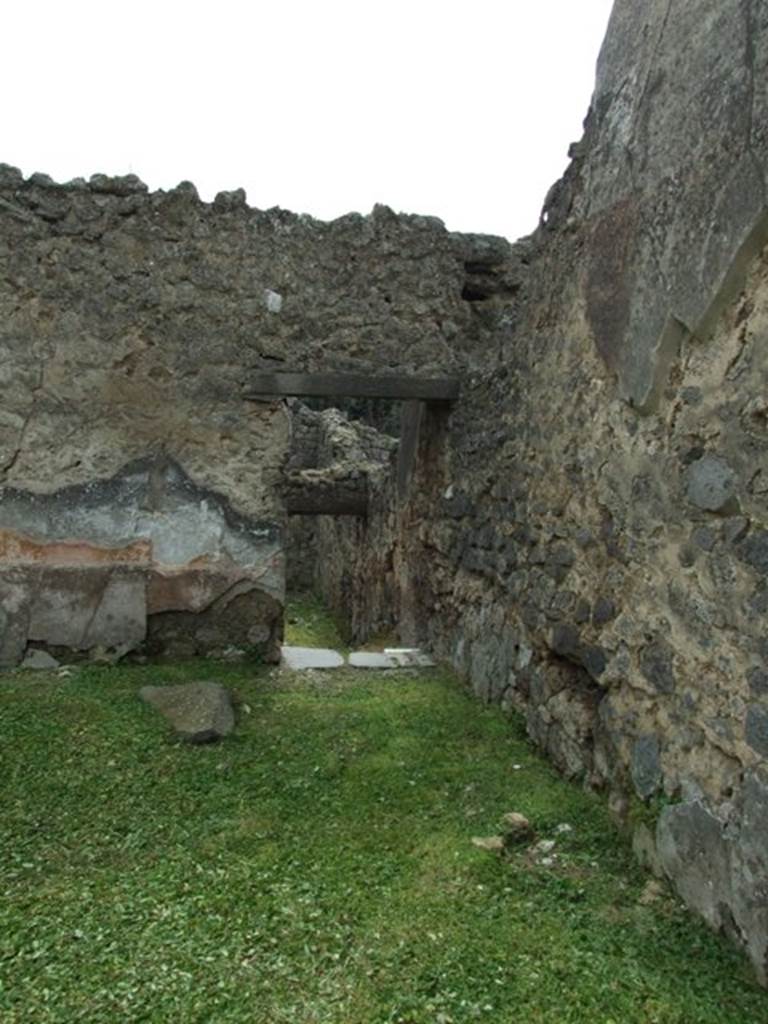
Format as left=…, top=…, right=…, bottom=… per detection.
left=631, top=734, right=662, bottom=799
left=21, top=649, right=60, bottom=671
left=745, top=705, right=768, bottom=758
left=0, top=163, right=23, bottom=187
left=384, top=648, right=436, bottom=667
left=739, top=529, right=768, bottom=575
left=733, top=773, right=768, bottom=985
left=348, top=651, right=399, bottom=669
left=723, top=517, right=749, bottom=544
left=657, top=800, right=731, bottom=932
left=747, top=667, right=768, bottom=696
left=639, top=641, right=676, bottom=694
left=686, top=455, right=737, bottom=512
left=592, top=596, right=616, bottom=626
left=281, top=646, right=344, bottom=670
left=584, top=1, right=768, bottom=409
left=139, top=682, right=235, bottom=743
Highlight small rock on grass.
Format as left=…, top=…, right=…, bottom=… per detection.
left=139, top=681, right=235, bottom=744
left=21, top=649, right=60, bottom=670
left=533, top=839, right=556, bottom=855
left=471, top=835, right=505, bottom=853
left=473, top=812, right=536, bottom=857
left=500, top=812, right=534, bottom=848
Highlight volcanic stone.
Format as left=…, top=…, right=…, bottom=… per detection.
left=139, top=681, right=235, bottom=743
left=686, top=455, right=737, bottom=512
left=21, top=649, right=60, bottom=671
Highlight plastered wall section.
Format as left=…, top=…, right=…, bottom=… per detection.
left=0, top=169, right=483, bottom=662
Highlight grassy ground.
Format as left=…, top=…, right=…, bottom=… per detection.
left=0, top=606, right=765, bottom=1022
left=284, top=592, right=350, bottom=650
left=284, top=591, right=398, bottom=653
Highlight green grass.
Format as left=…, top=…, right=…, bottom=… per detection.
left=284, top=590, right=398, bottom=653
left=0, top=653, right=764, bottom=1021
left=284, top=591, right=349, bottom=650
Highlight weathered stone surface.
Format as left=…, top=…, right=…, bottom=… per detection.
left=0, top=458, right=283, bottom=661
left=6, top=0, right=768, bottom=985
left=0, top=593, right=29, bottom=668
left=88, top=173, right=148, bottom=195
left=347, top=648, right=434, bottom=669
left=639, top=642, right=676, bottom=695
left=724, top=517, right=749, bottom=545
left=686, top=455, right=737, bottom=513
left=549, top=623, right=605, bottom=681
left=0, top=163, right=23, bottom=187
left=657, top=801, right=732, bottom=933
left=592, top=596, right=616, bottom=627
left=738, top=529, right=768, bottom=576
left=348, top=651, right=400, bottom=669
left=139, top=682, right=235, bottom=743
left=499, top=812, right=534, bottom=848
left=20, top=649, right=60, bottom=671
left=384, top=648, right=436, bottom=667
left=691, top=526, right=717, bottom=552
left=745, top=705, right=768, bottom=758
left=582, top=0, right=768, bottom=410
left=657, top=779, right=768, bottom=985
left=747, top=667, right=768, bottom=696
left=290, top=0, right=768, bottom=984
left=25, top=568, right=146, bottom=651
left=631, top=734, right=661, bottom=799
left=280, top=646, right=344, bottom=670
left=732, top=773, right=768, bottom=985
left=580, top=644, right=606, bottom=681
left=0, top=176, right=487, bottom=664
left=550, top=623, right=580, bottom=659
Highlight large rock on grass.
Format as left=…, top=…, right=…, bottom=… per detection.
left=139, top=681, right=235, bottom=743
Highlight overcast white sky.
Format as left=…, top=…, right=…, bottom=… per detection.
left=3, top=1, right=613, bottom=241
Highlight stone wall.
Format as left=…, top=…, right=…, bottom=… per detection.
left=4, top=0, right=768, bottom=982
left=303, top=0, right=768, bottom=983
left=284, top=403, right=398, bottom=641
left=0, top=170, right=497, bottom=663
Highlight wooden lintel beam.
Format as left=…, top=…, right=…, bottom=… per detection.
left=397, top=400, right=424, bottom=500
left=245, top=372, right=459, bottom=403
left=283, top=474, right=369, bottom=517
left=286, top=493, right=369, bottom=517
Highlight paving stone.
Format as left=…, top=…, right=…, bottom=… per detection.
left=280, top=646, right=344, bottom=670
left=347, top=648, right=436, bottom=669
left=384, top=648, right=436, bottom=667
left=348, top=651, right=400, bottom=669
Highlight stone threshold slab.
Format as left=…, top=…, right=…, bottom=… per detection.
left=349, top=648, right=436, bottom=669
left=280, top=645, right=435, bottom=671
left=280, top=646, right=345, bottom=670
